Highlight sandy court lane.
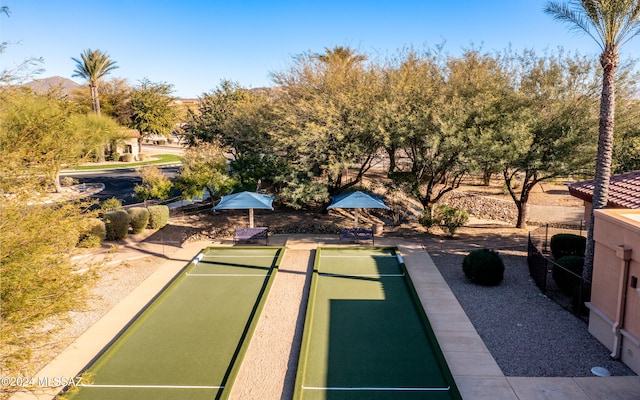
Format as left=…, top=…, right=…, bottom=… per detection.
left=228, top=248, right=313, bottom=400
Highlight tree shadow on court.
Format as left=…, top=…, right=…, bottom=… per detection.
left=322, top=254, right=458, bottom=400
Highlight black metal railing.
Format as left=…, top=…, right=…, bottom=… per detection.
left=527, top=233, right=591, bottom=322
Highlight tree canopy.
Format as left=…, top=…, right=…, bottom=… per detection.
left=546, top=0, right=640, bottom=279
left=0, top=90, right=121, bottom=193
left=184, top=45, right=623, bottom=216
left=129, top=79, right=180, bottom=144
left=72, top=48, right=118, bottom=116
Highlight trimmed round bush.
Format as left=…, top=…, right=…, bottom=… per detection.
left=120, top=153, right=134, bottom=162
left=552, top=256, right=584, bottom=295
left=103, top=210, right=131, bottom=240
left=462, top=248, right=505, bottom=286
left=77, top=218, right=106, bottom=248
left=127, top=207, right=150, bottom=234
left=100, top=197, right=122, bottom=212
left=550, top=233, right=586, bottom=260
left=147, top=205, right=170, bottom=229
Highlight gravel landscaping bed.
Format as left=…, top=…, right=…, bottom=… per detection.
left=428, top=241, right=635, bottom=377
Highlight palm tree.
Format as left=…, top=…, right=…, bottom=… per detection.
left=315, top=46, right=367, bottom=68
left=545, top=0, right=640, bottom=281
left=72, top=49, right=118, bottom=116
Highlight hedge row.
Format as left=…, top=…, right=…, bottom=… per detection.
left=77, top=205, right=170, bottom=247
left=550, top=233, right=586, bottom=260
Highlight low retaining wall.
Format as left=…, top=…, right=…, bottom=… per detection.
left=441, top=191, right=519, bottom=224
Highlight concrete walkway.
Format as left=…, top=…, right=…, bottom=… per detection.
left=10, top=235, right=639, bottom=400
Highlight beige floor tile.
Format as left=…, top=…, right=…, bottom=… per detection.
left=443, top=350, right=504, bottom=377
left=455, top=376, right=519, bottom=400
left=425, top=309, right=477, bottom=332
left=436, top=330, right=491, bottom=353
left=574, top=376, right=640, bottom=400
left=508, top=377, right=591, bottom=400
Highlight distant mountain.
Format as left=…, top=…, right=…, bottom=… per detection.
left=24, top=76, right=82, bottom=94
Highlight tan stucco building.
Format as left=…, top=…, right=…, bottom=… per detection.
left=569, top=171, right=640, bottom=374
left=587, top=209, right=640, bottom=374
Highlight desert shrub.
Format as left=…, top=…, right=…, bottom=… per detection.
left=100, top=197, right=122, bottom=212
left=134, top=166, right=173, bottom=202
left=419, top=205, right=469, bottom=236
left=103, top=210, right=131, bottom=240
left=462, top=248, right=505, bottom=286
left=437, top=205, right=469, bottom=236
left=77, top=218, right=106, bottom=248
left=552, top=256, right=584, bottom=294
left=127, top=207, right=150, bottom=234
left=121, top=153, right=134, bottom=162
left=60, top=176, right=78, bottom=187
left=550, top=233, right=586, bottom=260
left=418, top=209, right=437, bottom=231
left=148, top=205, right=170, bottom=229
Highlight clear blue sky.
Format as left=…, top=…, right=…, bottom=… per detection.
left=2, top=0, right=639, bottom=98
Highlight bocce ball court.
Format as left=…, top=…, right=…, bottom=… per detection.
left=64, top=245, right=460, bottom=400
left=66, top=246, right=282, bottom=400
left=293, top=247, right=461, bottom=400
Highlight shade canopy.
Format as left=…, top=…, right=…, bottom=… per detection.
left=327, top=191, right=390, bottom=210
left=212, top=191, right=274, bottom=228
left=327, top=191, right=390, bottom=228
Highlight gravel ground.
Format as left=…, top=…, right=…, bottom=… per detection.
left=428, top=243, right=635, bottom=377
left=17, top=257, right=160, bottom=379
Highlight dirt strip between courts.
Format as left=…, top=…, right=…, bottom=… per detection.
left=228, top=248, right=313, bottom=400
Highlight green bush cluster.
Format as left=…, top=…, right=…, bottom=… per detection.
left=100, top=197, right=122, bottom=212
left=148, top=205, right=170, bottom=229
left=418, top=210, right=437, bottom=230
left=549, top=233, right=586, bottom=260
left=77, top=218, right=106, bottom=248
left=462, top=248, right=505, bottom=286
left=103, top=210, right=131, bottom=240
left=419, top=205, right=469, bottom=237
left=552, top=255, right=584, bottom=294
left=127, top=207, right=150, bottom=234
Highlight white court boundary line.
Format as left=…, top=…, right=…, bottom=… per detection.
left=201, top=255, right=276, bottom=258
left=320, top=254, right=396, bottom=258
left=318, top=273, right=404, bottom=277
left=302, top=385, right=450, bottom=391
left=79, top=384, right=223, bottom=389
left=186, top=273, right=271, bottom=277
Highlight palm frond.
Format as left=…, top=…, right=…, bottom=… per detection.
left=544, top=1, right=604, bottom=49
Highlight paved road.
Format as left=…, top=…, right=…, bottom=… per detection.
left=140, top=143, right=185, bottom=156
left=65, top=166, right=179, bottom=206
left=528, top=204, right=585, bottom=225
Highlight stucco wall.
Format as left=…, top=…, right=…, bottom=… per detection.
left=588, top=209, right=640, bottom=374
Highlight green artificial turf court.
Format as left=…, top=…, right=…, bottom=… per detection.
left=294, top=247, right=462, bottom=400
left=64, top=246, right=282, bottom=400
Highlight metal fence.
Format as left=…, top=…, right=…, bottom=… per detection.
left=527, top=232, right=591, bottom=322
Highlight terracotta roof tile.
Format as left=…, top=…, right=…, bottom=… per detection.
left=568, top=170, right=640, bottom=209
